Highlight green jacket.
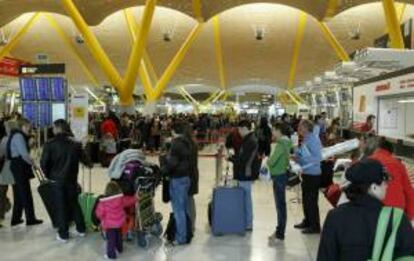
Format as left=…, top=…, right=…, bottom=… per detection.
left=267, top=136, right=293, bottom=176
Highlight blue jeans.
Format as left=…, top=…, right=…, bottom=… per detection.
left=169, top=176, right=190, bottom=244
left=239, top=181, right=253, bottom=229
left=272, top=174, right=287, bottom=238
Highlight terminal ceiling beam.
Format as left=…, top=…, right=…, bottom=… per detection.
left=61, top=0, right=123, bottom=92
left=213, top=16, right=226, bottom=90
left=0, top=13, right=40, bottom=59
left=152, top=23, right=204, bottom=101
left=397, top=3, right=407, bottom=24
left=318, top=22, right=350, bottom=61
left=123, top=9, right=156, bottom=101
left=324, top=0, right=339, bottom=20
left=44, top=14, right=100, bottom=88
left=121, top=0, right=157, bottom=105
left=192, top=0, right=204, bottom=23
left=287, top=12, right=307, bottom=89
left=382, top=0, right=405, bottom=49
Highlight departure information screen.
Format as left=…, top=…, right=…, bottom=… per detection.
left=20, top=78, right=37, bottom=101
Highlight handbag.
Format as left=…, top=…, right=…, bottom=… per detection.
left=324, top=183, right=341, bottom=207
left=368, top=207, right=411, bottom=261
left=286, top=169, right=301, bottom=187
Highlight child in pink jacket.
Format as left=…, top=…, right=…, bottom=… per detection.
left=95, top=181, right=137, bottom=259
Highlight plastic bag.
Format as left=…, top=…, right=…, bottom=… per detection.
left=259, top=157, right=271, bottom=182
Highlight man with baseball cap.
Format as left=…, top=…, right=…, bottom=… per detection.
left=317, top=159, right=414, bottom=261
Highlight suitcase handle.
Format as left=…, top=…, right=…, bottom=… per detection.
left=82, top=166, right=93, bottom=193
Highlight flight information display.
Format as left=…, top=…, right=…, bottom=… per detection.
left=20, top=78, right=37, bottom=101
left=38, top=102, right=52, bottom=128
left=50, top=77, right=65, bottom=101
left=36, top=78, right=51, bottom=101
left=22, top=103, right=38, bottom=127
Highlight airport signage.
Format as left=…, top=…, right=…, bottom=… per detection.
left=19, top=63, right=65, bottom=75
left=0, top=57, right=25, bottom=76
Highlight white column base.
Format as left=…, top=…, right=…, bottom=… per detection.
left=118, top=102, right=136, bottom=115
left=143, top=101, right=157, bottom=116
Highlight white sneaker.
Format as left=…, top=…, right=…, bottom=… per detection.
left=73, top=231, right=86, bottom=238
left=56, top=234, right=68, bottom=244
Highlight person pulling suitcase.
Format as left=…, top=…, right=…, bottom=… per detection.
left=40, top=119, right=92, bottom=243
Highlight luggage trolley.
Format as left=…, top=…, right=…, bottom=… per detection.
left=135, top=175, right=163, bottom=248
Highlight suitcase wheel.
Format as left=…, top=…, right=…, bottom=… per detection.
left=151, top=222, right=163, bottom=237
left=137, top=232, right=149, bottom=248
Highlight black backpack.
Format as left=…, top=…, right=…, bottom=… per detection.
left=164, top=212, right=193, bottom=244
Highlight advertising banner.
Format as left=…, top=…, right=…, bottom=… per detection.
left=70, top=94, right=89, bottom=142
left=0, top=57, right=25, bottom=76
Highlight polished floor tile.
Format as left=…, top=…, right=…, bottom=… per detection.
left=0, top=156, right=333, bottom=261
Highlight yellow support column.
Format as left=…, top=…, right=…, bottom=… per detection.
left=213, top=16, right=226, bottom=90
left=324, top=0, right=338, bottom=20
left=382, top=0, right=405, bottom=49
left=397, top=3, right=407, bottom=23
left=124, top=9, right=155, bottom=101
left=61, top=0, right=123, bottom=91
left=0, top=13, right=41, bottom=59
left=318, top=22, right=350, bottom=61
left=122, top=0, right=157, bottom=104
left=287, top=12, right=307, bottom=89
left=192, top=0, right=204, bottom=23
left=202, top=91, right=220, bottom=105
left=152, top=23, right=204, bottom=100
left=44, top=14, right=100, bottom=87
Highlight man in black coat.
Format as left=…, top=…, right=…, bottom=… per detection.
left=229, top=120, right=260, bottom=231
left=41, top=119, right=91, bottom=243
left=317, top=159, right=414, bottom=261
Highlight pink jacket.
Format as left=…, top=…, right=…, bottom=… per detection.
left=95, top=194, right=137, bottom=229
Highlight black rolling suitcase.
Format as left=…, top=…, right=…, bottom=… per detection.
left=33, top=166, right=58, bottom=227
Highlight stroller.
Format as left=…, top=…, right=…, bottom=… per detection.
left=113, top=158, right=163, bottom=248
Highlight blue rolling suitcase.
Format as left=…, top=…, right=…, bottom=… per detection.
left=210, top=163, right=246, bottom=236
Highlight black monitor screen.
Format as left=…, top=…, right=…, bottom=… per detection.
left=22, top=103, right=38, bottom=127
left=20, top=78, right=37, bottom=101
left=36, top=78, right=51, bottom=101
left=50, top=78, right=65, bottom=101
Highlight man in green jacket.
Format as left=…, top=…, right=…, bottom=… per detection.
left=267, top=123, right=293, bottom=243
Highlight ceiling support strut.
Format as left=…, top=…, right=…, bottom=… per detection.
left=287, top=12, right=307, bottom=89
left=213, top=16, right=226, bottom=90
left=151, top=23, right=204, bottom=100
left=382, top=0, right=405, bottom=49
left=318, top=22, right=350, bottom=61
left=0, top=13, right=41, bottom=59
left=61, top=0, right=156, bottom=105
left=121, top=0, right=157, bottom=105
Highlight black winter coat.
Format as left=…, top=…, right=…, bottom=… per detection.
left=165, top=136, right=192, bottom=179
left=40, top=133, right=89, bottom=184
left=317, top=195, right=414, bottom=261
left=232, top=132, right=260, bottom=181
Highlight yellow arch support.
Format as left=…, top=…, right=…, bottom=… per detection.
left=382, top=0, right=405, bottom=49
left=0, top=13, right=41, bottom=59
left=61, top=0, right=123, bottom=91
left=121, top=0, right=157, bottom=104
left=287, top=12, right=307, bottom=89
left=213, top=16, right=226, bottom=90
left=318, top=22, right=350, bottom=61
left=152, top=23, right=204, bottom=100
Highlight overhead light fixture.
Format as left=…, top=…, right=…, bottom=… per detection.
left=398, top=98, right=414, bottom=104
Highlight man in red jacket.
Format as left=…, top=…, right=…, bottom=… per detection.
left=370, top=139, right=414, bottom=226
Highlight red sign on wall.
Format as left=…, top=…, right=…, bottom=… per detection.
left=0, top=57, right=26, bottom=76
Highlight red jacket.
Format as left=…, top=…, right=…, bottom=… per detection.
left=101, top=119, right=118, bottom=139
left=370, top=149, right=414, bottom=220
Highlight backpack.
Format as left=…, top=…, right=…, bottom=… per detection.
left=164, top=212, right=193, bottom=244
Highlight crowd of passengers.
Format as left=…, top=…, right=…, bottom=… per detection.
left=0, top=111, right=413, bottom=260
